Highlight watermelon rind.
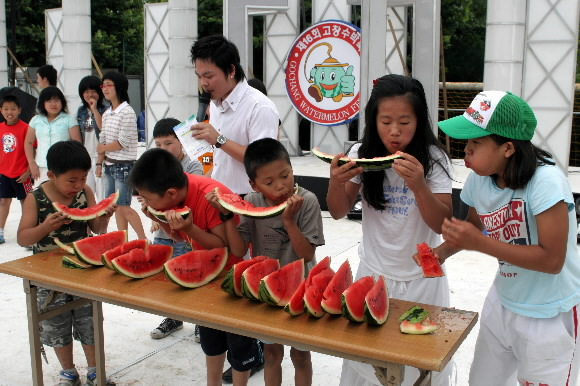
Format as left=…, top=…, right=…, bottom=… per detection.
left=102, top=239, right=148, bottom=269
left=400, top=319, right=438, bottom=335
left=311, top=147, right=402, bottom=171
left=284, top=280, right=306, bottom=316
left=321, top=260, right=353, bottom=315
left=73, top=230, right=128, bottom=266
left=258, top=259, right=305, bottom=307
left=147, top=206, right=191, bottom=223
left=112, top=244, right=173, bottom=279
left=62, top=255, right=90, bottom=269
left=304, top=268, right=335, bottom=318
left=221, top=256, right=268, bottom=296
left=241, top=259, right=280, bottom=301
left=164, top=247, right=228, bottom=288
left=341, top=276, right=375, bottom=322
left=399, top=305, right=429, bottom=323
left=363, top=276, right=389, bottom=325
left=215, top=185, right=299, bottom=219
left=54, top=237, right=74, bottom=255
left=53, top=191, right=119, bottom=220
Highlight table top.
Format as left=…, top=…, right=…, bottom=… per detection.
left=0, top=249, right=478, bottom=372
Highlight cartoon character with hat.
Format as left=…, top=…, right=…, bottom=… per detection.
left=305, top=42, right=355, bottom=102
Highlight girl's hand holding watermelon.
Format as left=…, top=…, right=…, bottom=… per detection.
left=329, top=153, right=363, bottom=185
left=391, top=152, right=426, bottom=192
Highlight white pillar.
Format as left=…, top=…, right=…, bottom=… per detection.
left=483, top=0, right=526, bottom=93
left=168, top=0, right=197, bottom=121
left=61, top=0, right=91, bottom=109
left=0, top=0, right=7, bottom=86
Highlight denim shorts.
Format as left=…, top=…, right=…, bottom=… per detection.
left=153, top=237, right=192, bottom=258
left=103, top=162, right=135, bottom=206
left=36, top=288, right=94, bottom=347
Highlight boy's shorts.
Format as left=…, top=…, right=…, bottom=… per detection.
left=153, top=237, right=192, bottom=258
left=0, top=174, right=33, bottom=200
left=36, top=287, right=94, bottom=347
left=103, top=162, right=135, bottom=206
left=199, top=326, right=262, bottom=372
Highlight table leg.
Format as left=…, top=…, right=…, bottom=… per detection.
left=373, top=363, right=404, bottom=386
left=24, top=280, right=44, bottom=386
left=413, top=370, right=432, bottom=386
left=93, top=301, right=107, bottom=383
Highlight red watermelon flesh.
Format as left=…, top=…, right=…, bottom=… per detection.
left=321, top=260, right=353, bottom=315
left=284, top=280, right=306, bottom=316
left=416, top=242, right=444, bottom=277
left=305, top=256, right=331, bottom=287
left=341, top=276, right=375, bottom=322
left=216, top=189, right=288, bottom=219
left=241, top=259, right=280, bottom=301
left=259, top=259, right=305, bottom=306
left=304, top=268, right=335, bottom=318
left=112, top=244, right=173, bottom=279
left=164, top=247, right=228, bottom=288
left=364, top=275, right=389, bottom=325
left=221, top=256, right=268, bottom=296
left=102, top=239, right=148, bottom=269
left=73, top=230, right=128, bottom=266
left=53, top=191, right=119, bottom=220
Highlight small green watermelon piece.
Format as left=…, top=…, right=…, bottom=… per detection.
left=400, top=318, right=438, bottom=334
left=62, top=255, right=90, bottom=269
left=399, top=305, right=429, bottom=323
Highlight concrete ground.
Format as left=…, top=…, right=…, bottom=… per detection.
left=0, top=155, right=504, bottom=385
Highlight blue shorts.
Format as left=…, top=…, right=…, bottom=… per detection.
left=36, top=288, right=94, bottom=347
left=0, top=174, right=33, bottom=200
left=199, top=326, right=263, bottom=372
left=103, top=162, right=135, bottom=206
left=153, top=237, right=192, bottom=258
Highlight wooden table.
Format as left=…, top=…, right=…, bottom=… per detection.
left=0, top=250, right=478, bottom=386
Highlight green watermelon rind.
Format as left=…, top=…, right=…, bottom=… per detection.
left=147, top=206, right=191, bottom=223
left=258, top=259, right=305, bottom=307
left=221, top=268, right=236, bottom=296
left=258, top=281, right=279, bottom=306
left=399, top=319, right=439, bottom=335
left=54, top=237, right=75, bottom=255
left=73, top=230, right=128, bottom=266
left=220, top=256, right=268, bottom=297
left=163, top=247, right=228, bottom=288
left=311, top=147, right=402, bottom=171
left=398, top=305, right=429, bottom=323
left=216, top=185, right=300, bottom=219
left=62, top=255, right=90, bottom=269
left=112, top=245, right=173, bottom=279
left=241, top=275, right=259, bottom=301
left=53, top=191, right=119, bottom=220
left=363, top=276, right=389, bottom=325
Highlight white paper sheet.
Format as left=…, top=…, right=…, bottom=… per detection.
left=173, top=113, right=213, bottom=161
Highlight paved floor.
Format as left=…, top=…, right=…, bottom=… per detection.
left=0, top=154, right=504, bottom=385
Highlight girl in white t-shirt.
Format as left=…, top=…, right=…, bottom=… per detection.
left=327, top=74, right=454, bottom=386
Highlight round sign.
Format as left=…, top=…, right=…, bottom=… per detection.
left=285, top=20, right=361, bottom=126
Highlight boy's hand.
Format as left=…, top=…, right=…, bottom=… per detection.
left=329, top=154, right=363, bottom=185
left=101, top=204, right=117, bottom=219
left=165, top=206, right=193, bottom=232
left=205, top=190, right=231, bottom=215
left=29, top=162, right=40, bottom=181
left=150, top=221, right=160, bottom=233
left=43, top=212, right=72, bottom=232
left=282, top=194, right=304, bottom=224
left=16, top=169, right=31, bottom=183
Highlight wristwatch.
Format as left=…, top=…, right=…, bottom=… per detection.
left=215, top=134, right=227, bottom=148
left=219, top=211, right=234, bottom=222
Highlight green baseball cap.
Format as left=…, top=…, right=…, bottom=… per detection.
left=438, top=91, right=537, bottom=140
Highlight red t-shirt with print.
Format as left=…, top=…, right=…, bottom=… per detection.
left=0, top=120, right=29, bottom=178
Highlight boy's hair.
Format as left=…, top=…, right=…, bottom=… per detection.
left=190, top=35, right=246, bottom=83
left=128, top=148, right=187, bottom=195
left=47, top=141, right=91, bottom=175
left=37, top=86, right=68, bottom=116
left=489, top=134, right=555, bottom=190
left=244, top=138, right=291, bottom=181
left=78, top=75, right=106, bottom=109
left=37, top=64, right=57, bottom=86
left=358, top=74, right=450, bottom=210
left=102, top=71, right=130, bottom=103
left=153, top=118, right=180, bottom=139
left=0, top=94, right=20, bottom=108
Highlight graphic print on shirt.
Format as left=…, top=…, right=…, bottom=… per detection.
left=2, top=133, right=16, bottom=153
left=262, top=225, right=290, bottom=258
left=381, top=184, right=416, bottom=217
left=479, top=199, right=530, bottom=278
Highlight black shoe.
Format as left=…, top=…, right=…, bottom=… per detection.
left=221, top=361, right=264, bottom=383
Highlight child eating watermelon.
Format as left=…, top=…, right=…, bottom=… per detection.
left=17, top=140, right=116, bottom=385
left=206, top=137, right=325, bottom=386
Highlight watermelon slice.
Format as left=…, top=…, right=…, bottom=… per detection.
left=321, top=260, right=353, bottom=315
left=311, top=147, right=402, bottom=171
left=62, top=255, right=90, bottom=269
left=341, top=276, right=375, bottom=322
left=400, top=319, right=438, bottom=335
left=54, top=237, right=74, bottom=255
left=258, top=259, right=305, bottom=306
left=241, top=259, right=280, bottom=301
left=304, top=268, right=335, bottom=318
left=305, top=256, right=331, bottom=287
left=102, top=239, right=148, bottom=269
left=399, top=305, right=429, bottom=323
left=363, top=275, right=389, bottom=325
left=53, top=192, right=119, bottom=220
left=164, top=247, right=228, bottom=288
left=215, top=185, right=298, bottom=218
left=221, top=256, right=268, bottom=296
left=73, top=230, right=128, bottom=266
left=284, top=280, right=306, bottom=316
left=416, top=242, right=444, bottom=277
left=147, top=206, right=191, bottom=223
left=112, top=244, right=173, bottom=279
